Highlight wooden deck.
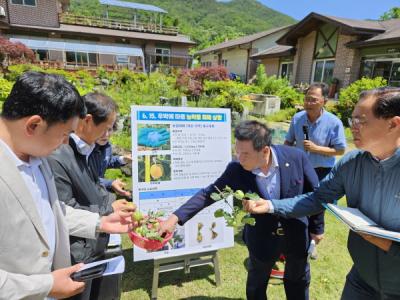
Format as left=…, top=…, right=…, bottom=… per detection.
left=59, top=13, right=179, bottom=36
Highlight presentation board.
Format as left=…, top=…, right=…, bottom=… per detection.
left=131, top=106, right=234, bottom=261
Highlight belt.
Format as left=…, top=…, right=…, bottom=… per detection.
left=272, top=222, right=284, bottom=236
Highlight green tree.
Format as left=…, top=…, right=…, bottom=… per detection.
left=380, top=7, right=400, bottom=20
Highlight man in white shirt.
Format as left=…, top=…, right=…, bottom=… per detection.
left=0, top=71, right=135, bottom=300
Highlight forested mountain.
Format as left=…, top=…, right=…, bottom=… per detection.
left=68, top=0, right=296, bottom=50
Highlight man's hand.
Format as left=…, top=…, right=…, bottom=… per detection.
left=48, top=264, right=85, bottom=299
left=359, top=233, right=392, bottom=252
left=303, top=140, right=320, bottom=153
left=242, top=199, right=269, bottom=214
left=111, top=179, right=131, bottom=197
left=310, top=233, right=324, bottom=244
left=99, top=211, right=133, bottom=233
left=112, top=199, right=136, bottom=214
left=123, top=154, right=132, bottom=162
left=159, top=214, right=179, bottom=235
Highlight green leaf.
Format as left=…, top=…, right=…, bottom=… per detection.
left=241, top=216, right=256, bottom=226
left=224, top=185, right=233, bottom=193
left=233, top=190, right=244, bottom=200
left=244, top=192, right=260, bottom=200
left=214, top=209, right=224, bottom=218
left=210, top=193, right=222, bottom=201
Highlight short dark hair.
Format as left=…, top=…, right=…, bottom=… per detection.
left=234, top=120, right=272, bottom=151
left=360, top=87, right=400, bottom=119
left=1, top=71, right=86, bottom=125
left=306, top=83, right=329, bottom=98
left=83, top=92, right=118, bottom=125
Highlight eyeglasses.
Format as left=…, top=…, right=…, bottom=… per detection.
left=304, top=96, right=322, bottom=103
left=348, top=117, right=367, bottom=128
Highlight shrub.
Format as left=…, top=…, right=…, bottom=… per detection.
left=0, top=38, right=35, bottom=64
left=253, top=65, right=303, bottom=109
left=335, top=77, right=387, bottom=125
left=265, top=107, right=297, bottom=122
left=5, top=64, right=44, bottom=81
left=0, top=77, right=13, bottom=109
left=176, top=66, right=229, bottom=96
left=201, top=80, right=258, bottom=113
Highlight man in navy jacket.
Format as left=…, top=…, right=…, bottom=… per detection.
left=161, top=120, right=323, bottom=300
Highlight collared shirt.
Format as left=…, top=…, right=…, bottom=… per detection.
left=252, top=147, right=280, bottom=200
left=70, top=133, right=95, bottom=162
left=0, top=139, right=56, bottom=263
left=285, top=109, right=346, bottom=168
left=270, top=147, right=400, bottom=293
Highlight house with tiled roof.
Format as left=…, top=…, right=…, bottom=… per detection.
left=252, top=12, right=400, bottom=91
left=195, top=25, right=293, bottom=82
left=0, top=0, right=195, bottom=71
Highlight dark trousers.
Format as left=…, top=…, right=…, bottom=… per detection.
left=341, top=267, right=400, bottom=300
left=246, top=253, right=310, bottom=300
left=314, top=167, right=331, bottom=181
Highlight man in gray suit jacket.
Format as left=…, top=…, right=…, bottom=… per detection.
left=0, top=72, right=135, bottom=300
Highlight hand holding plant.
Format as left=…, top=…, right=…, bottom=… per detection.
left=210, top=186, right=258, bottom=227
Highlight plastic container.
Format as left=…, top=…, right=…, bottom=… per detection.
left=128, top=230, right=173, bottom=251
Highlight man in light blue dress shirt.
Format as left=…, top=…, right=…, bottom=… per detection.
left=285, top=83, right=346, bottom=251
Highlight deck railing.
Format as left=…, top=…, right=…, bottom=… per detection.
left=59, top=13, right=179, bottom=35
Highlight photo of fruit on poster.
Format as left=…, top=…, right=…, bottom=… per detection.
left=137, top=124, right=171, bottom=151
left=138, top=154, right=171, bottom=182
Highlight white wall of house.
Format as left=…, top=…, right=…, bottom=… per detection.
left=198, top=27, right=290, bottom=81
left=200, top=53, right=218, bottom=66
left=252, top=28, right=291, bottom=54
left=221, top=48, right=248, bottom=79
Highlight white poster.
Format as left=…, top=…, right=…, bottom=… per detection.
left=131, top=106, right=234, bottom=261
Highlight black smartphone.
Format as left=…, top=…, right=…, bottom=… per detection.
left=70, top=263, right=107, bottom=282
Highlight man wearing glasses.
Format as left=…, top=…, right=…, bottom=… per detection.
left=244, top=87, right=400, bottom=299
left=284, top=83, right=346, bottom=254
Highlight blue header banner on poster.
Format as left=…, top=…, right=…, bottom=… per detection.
left=137, top=111, right=226, bottom=122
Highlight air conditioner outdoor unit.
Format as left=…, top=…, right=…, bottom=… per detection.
left=0, top=6, right=6, bottom=17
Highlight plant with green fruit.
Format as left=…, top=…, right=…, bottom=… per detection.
left=132, top=210, right=166, bottom=241
left=210, top=186, right=258, bottom=227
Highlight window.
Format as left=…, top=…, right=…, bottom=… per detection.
left=116, top=55, right=129, bottom=64
left=155, top=48, right=170, bottom=65
left=65, top=51, right=97, bottom=66
left=361, top=60, right=400, bottom=87
left=11, top=0, right=36, bottom=6
left=280, top=62, right=293, bottom=81
left=314, top=24, right=338, bottom=59
left=35, top=49, right=48, bottom=61
left=221, top=59, right=228, bottom=67
left=312, top=59, right=335, bottom=83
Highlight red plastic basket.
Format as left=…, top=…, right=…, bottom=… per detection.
left=128, top=230, right=173, bottom=251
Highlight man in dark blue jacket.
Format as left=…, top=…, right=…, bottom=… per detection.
left=160, top=120, right=322, bottom=300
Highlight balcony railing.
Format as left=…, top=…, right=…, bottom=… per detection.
left=59, top=13, right=179, bottom=36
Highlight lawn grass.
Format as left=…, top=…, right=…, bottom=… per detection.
left=119, top=197, right=352, bottom=300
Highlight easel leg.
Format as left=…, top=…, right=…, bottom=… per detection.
left=151, top=261, right=160, bottom=299
left=212, top=252, right=221, bottom=286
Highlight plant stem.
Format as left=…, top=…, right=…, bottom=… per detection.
left=214, top=185, right=234, bottom=211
